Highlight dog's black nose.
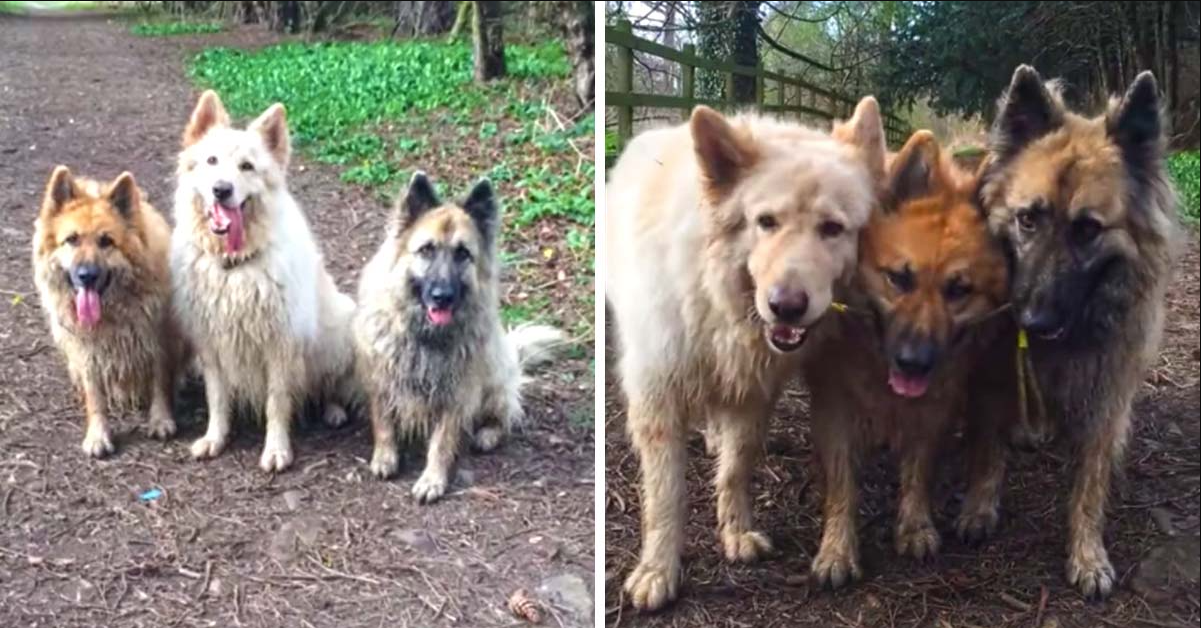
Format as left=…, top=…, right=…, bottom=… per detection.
left=428, top=284, right=455, bottom=309
left=212, top=181, right=234, bottom=203
left=1020, top=306, right=1063, bottom=337
left=72, top=264, right=101, bottom=289
left=894, top=342, right=936, bottom=377
left=768, top=287, right=809, bottom=323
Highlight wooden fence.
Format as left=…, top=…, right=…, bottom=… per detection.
left=606, top=19, right=911, bottom=157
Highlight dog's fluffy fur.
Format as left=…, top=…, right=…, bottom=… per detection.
left=33, top=167, right=184, bottom=457
left=607, top=101, right=886, bottom=610
left=802, top=131, right=1013, bottom=588
left=975, top=66, right=1178, bottom=599
left=171, top=90, right=356, bottom=473
left=354, top=172, right=563, bottom=504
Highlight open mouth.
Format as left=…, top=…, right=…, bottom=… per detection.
left=74, top=287, right=102, bottom=329
left=426, top=306, right=454, bottom=327
left=765, top=324, right=808, bottom=353
left=888, top=369, right=930, bottom=398
left=207, top=200, right=246, bottom=254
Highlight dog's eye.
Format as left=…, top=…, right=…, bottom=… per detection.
left=417, top=243, right=435, bottom=258
left=818, top=220, right=845, bottom=239
left=206, top=156, right=218, bottom=166
left=943, top=279, right=972, bottom=301
left=1071, top=216, right=1102, bottom=246
left=884, top=267, right=914, bottom=293
left=63, top=233, right=80, bottom=247
left=756, top=214, right=779, bottom=232
left=239, top=161, right=254, bottom=172
left=454, top=245, right=472, bottom=263
left=97, top=234, right=113, bottom=249
left=1015, top=208, right=1038, bottom=233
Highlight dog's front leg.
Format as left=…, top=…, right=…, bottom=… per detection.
left=146, top=349, right=177, bottom=440
left=79, top=369, right=114, bottom=457
left=259, top=379, right=296, bottom=473
left=712, top=403, right=772, bottom=563
left=369, top=393, right=400, bottom=478
left=810, top=391, right=861, bottom=589
left=191, top=360, right=231, bottom=459
left=411, top=411, right=462, bottom=504
left=895, top=432, right=940, bottom=560
left=1065, top=403, right=1129, bottom=599
left=957, top=387, right=1010, bottom=545
left=622, top=395, right=686, bottom=611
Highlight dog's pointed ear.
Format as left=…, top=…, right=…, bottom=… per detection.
left=835, top=96, right=887, bottom=183
left=1108, top=71, right=1163, bottom=176
left=992, top=65, right=1063, bottom=158
left=395, top=171, right=440, bottom=230
left=41, top=165, right=79, bottom=219
left=105, top=172, right=141, bottom=220
left=249, top=103, right=291, bottom=168
left=690, top=106, right=758, bottom=201
left=183, top=90, right=230, bottom=148
left=887, top=131, right=942, bottom=210
left=463, top=178, right=497, bottom=244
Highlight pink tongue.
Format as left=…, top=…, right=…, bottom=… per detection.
left=427, top=307, right=453, bottom=326
left=74, top=288, right=101, bottom=328
left=888, top=370, right=930, bottom=398
left=211, top=203, right=244, bottom=254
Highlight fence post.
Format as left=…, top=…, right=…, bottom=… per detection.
left=681, top=44, right=695, bottom=121
left=615, top=19, right=633, bottom=148
left=776, top=79, right=785, bottom=109
left=755, top=63, right=765, bottom=106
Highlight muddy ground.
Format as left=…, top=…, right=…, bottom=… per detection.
left=0, top=13, right=594, bottom=628
left=603, top=167, right=1201, bottom=624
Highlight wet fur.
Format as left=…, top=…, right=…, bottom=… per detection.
left=607, top=101, right=887, bottom=611
left=32, top=167, right=185, bottom=457
left=354, top=173, right=562, bottom=505
left=171, top=90, right=357, bottom=473
left=976, top=66, right=1178, bottom=599
left=803, top=131, right=1013, bottom=588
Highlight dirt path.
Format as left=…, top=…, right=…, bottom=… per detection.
left=0, top=14, right=594, bottom=628
left=604, top=213, right=1201, bottom=621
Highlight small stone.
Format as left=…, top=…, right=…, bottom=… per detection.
left=283, top=490, right=303, bottom=511
left=537, top=573, right=591, bottom=624
left=394, top=528, right=435, bottom=552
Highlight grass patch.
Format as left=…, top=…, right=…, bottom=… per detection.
left=131, top=21, right=223, bottom=36
left=1169, top=151, right=1199, bottom=223
left=0, top=1, right=107, bottom=14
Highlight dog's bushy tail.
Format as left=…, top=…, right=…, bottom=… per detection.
left=506, top=324, right=567, bottom=372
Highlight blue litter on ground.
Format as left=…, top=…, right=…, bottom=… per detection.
left=139, top=488, right=163, bottom=502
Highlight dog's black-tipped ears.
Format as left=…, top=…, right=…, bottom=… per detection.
left=993, top=65, right=1062, bottom=157
left=106, top=172, right=140, bottom=219
left=1109, top=71, right=1163, bottom=169
left=42, top=165, right=77, bottom=218
left=463, top=178, right=497, bottom=240
left=396, top=171, right=440, bottom=229
left=887, top=131, right=940, bottom=210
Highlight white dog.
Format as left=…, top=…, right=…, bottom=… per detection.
left=170, top=90, right=356, bottom=473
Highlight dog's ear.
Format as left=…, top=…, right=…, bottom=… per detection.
left=690, top=106, right=758, bottom=202
left=887, top=131, right=942, bottom=210
left=395, top=171, right=440, bottom=230
left=105, top=172, right=141, bottom=220
left=41, top=165, right=79, bottom=219
left=992, top=65, right=1063, bottom=159
left=835, top=96, right=887, bottom=184
left=249, top=103, right=291, bottom=168
left=183, top=90, right=230, bottom=148
left=1107, top=71, right=1163, bottom=179
left=463, top=178, right=497, bottom=245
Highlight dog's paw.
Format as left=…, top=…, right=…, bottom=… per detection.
left=369, top=447, right=400, bottom=479
left=955, top=505, right=999, bottom=547
left=259, top=443, right=294, bottom=473
left=811, top=544, right=861, bottom=590
left=146, top=415, right=177, bottom=440
left=623, top=560, right=679, bottom=611
left=1067, top=543, right=1116, bottom=600
left=81, top=428, right=115, bottom=458
left=720, top=528, right=773, bottom=563
left=472, top=426, right=504, bottom=452
left=322, top=404, right=348, bottom=428
left=896, top=519, right=941, bottom=561
left=190, top=436, right=225, bottom=460
left=411, top=471, right=448, bottom=504
left=1009, top=420, right=1054, bottom=451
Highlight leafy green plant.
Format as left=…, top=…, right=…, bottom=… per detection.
left=1168, top=151, right=1199, bottom=222
left=132, top=21, right=223, bottom=36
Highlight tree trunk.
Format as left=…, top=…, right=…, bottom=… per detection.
left=447, top=1, right=471, bottom=42
left=393, top=1, right=455, bottom=37
left=472, top=1, right=505, bottom=82
left=240, top=0, right=258, bottom=23
left=553, top=1, right=594, bottom=108
left=727, top=1, right=761, bottom=104
left=275, top=0, right=301, bottom=33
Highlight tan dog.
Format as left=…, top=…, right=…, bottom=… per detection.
left=606, top=100, right=886, bottom=610
left=32, top=167, right=183, bottom=456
